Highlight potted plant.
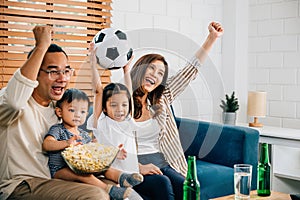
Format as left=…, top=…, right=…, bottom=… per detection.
left=220, top=91, right=239, bottom=125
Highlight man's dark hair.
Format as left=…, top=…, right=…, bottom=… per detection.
left=27, top=43, right=68, bottom=59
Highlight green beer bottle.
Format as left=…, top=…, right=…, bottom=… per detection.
left=183, top=156, right=200, bottom=200
left=257, top=143, right=271, bottom=196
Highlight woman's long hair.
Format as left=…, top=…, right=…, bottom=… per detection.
left=130, top=54, right=169, bottom=119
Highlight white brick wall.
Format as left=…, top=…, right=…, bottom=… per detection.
left=257, top=52, right=283, bottom=68
left=257, top=20, right=283, bottom=36
left=271, top=1, right=298, bottom=19
left=269, top=101, right=296, bottom=118
left=271, top=35, right=297, bottom=51
left=248, top=37, right=270, bottom=52
left=168, top=1, right=191, bottom=18
left=256, top=84, right=282, bottom=101
left=249, top=0, right=300, bottom=129
left=249, top=68, right=270, bottom=84
left=140, top=0, right=167, bottom=15
left=285, top=86, right=300, bottom=102
left=270, top=69, right=297, bottom=84
left=285, top=18, right=300, bottom=34
left=284, top=52, right=300, bottom=68
left=249, top=4, right=271, bottom=20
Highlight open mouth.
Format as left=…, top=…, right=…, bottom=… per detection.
left=52, top=86, right=64, bottom=95
left=114, top=113, right=125, bottom=119
left=145, top=77, right=155, bottom=85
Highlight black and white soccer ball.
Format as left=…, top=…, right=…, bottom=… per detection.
left=92, top=28, right=133, bottom=70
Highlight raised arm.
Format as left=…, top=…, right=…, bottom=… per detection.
left=0, top=26, right=53, bottom=125
left=89, top=43, right=103, bottom=128
left=163, top=22, right=224, bottom=104
left=21, top=26, right=52, bottom=80
left=123, top=57, right=134, bottom=115
left=195, top=22, right=224, bottom=64
left=123, top=62, right=132, bottom=96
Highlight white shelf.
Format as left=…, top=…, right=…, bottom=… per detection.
left=238, top=123, right=300, bottom=193
left=238, top=123, right=300, bottom=141
left=274, top=172, right=300, bottom=181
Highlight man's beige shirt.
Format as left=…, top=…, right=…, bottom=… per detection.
left=0, top=69, right=59, bottom=199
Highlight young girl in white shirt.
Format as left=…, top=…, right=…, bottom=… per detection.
left=87, top=42, right=138, bottom=174
left=87, top=44, right=176, bottom=200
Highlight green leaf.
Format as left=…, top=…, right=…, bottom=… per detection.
left=220, top=91, right=239, bottom=112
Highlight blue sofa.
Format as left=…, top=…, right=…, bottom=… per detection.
left=175, top=117, right=259, bottom=200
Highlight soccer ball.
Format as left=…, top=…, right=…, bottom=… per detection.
left=92, top=28, right=133, bottom=70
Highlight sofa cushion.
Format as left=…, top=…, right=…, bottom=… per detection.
left=197, top=160, right=234, bottom=199
left=177, top=118, right=246, bottom=168
left=200, top=125, right=245, bottom=168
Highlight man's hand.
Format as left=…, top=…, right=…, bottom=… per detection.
left=33, top=26, right=53, bottom=50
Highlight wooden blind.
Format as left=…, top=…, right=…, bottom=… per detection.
left=0, top=0, right=112, bottom=98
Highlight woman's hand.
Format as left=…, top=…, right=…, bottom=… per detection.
left=139, top=163, right=163, bottom=175
left=123, top=55, right=134, bottom=74
left=208, top=21, right=224, bottom=39
left=196, top=21, right=224, bottom=63
left=123, top=55, right=134, bottom=103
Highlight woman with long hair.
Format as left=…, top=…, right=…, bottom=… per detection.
left=131, top=22, right=224, bottom=200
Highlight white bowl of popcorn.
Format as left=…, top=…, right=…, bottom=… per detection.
left=62, top=143, right=119, bottom=174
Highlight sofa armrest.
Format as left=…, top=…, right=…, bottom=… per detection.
left=175, top=117, right=259, bottom=189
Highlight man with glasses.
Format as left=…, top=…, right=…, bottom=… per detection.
left=39, top=66, right=74, bottom=81
left=0, top=26, right=109, bottom=199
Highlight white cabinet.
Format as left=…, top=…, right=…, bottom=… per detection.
left=240, top=124, right=300, bottom=193
left=272, top=145, right=300, bottom=193
left=273, top=145, right=300, bottom=181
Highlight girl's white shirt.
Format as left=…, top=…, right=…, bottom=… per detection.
left=87, top=112, right=139, bottom=173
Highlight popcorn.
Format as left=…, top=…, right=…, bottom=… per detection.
left=62, top=143, right=119, bottom=174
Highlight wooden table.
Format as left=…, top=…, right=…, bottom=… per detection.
left=211, top=190, right=291, bottom=200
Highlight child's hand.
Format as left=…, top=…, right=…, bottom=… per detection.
left=117, top=144, right=127, bottom=160
left=89, top=42, right=97, bottom=66
left=92, top=137, right=98, bottom=143
left=67, top=135, right=82, bottom=146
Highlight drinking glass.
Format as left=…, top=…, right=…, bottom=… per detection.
left=234, top=164, right=252, bottom=199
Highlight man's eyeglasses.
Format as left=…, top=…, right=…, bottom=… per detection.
left=40, top=66, right=74, bottom=80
